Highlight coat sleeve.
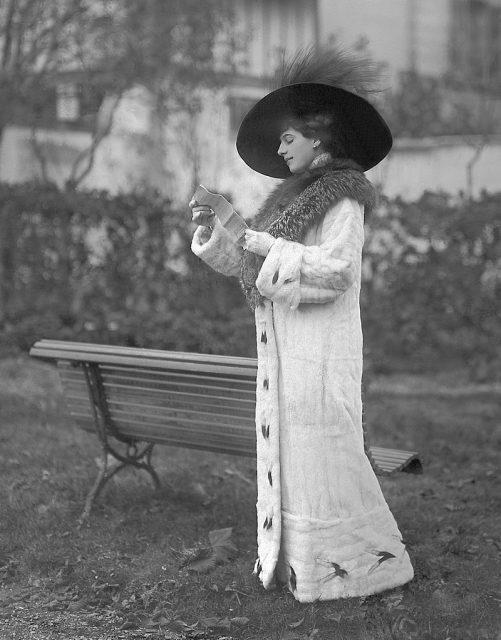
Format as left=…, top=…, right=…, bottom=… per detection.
left=191, top=219, right=243, bottom=278
left=255, top=198, right=364, bottom=309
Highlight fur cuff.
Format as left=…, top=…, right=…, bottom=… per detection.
left=256, top=239, right=303, bottom=310
left=191, top=221, right=242, bottom=278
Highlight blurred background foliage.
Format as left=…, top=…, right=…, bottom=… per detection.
left=0, top=182, right=499, bottom=380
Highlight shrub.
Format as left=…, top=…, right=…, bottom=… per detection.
left=362, top=191, right=501, bottom=378
left=0, top=182, right=499, bottom=378
left=0, top=182, right=255, bottom=357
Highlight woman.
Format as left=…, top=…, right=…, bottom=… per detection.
left=190, top=48, right=413, bottom=602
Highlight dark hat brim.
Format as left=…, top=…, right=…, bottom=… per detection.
left=236, top=83, right=392, bottom=178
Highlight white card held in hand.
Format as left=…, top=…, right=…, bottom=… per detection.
left=192, top=185, right=248, bottom=246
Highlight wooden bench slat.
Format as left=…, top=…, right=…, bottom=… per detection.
left=371, top=447, right=418, bottom=459
left=111, top=411, right=254, bottom=432
left=102, top=380, right=256, bottom=398
left=34, top=339, right=256, bottom=366
left=31, top=342, right=257, bottom=376
left=108, top=417, right=254, bottom=435
left=154, top=440, right=257, bottom=457
left=116, top=426, right=255, bottom=449
left=107, top=401, right=255, bottom=420
left=104, top=387, right=255, bottom=405
left=100, top=369, right=257, bottom=389
left=106, top=392, right=255, bottom=408
left=99, top=364, right=257, bottom=382
left=370, top=452, right=410, bottom=461
left=115, top=419, right=255, bottom=436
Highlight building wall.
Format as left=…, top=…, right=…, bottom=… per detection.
left=3, top=118, right=501, bottom=212
left=368, top=135, right=501, bottom=200
left=319, top=0, right=409, bottom=79
left=2, top=0, right=501, bottom=208
left=318, top=0, right=450, bottom=79
left=413, top=0, right=450, bottom=75
left=0, top=87, right=166, bottom=194
left=235, top=0, right=318, bottom=78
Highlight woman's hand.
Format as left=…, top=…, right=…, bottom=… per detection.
left=189, top=198, right=215, bottom=227
left=244, top=230, right=276, bottom=257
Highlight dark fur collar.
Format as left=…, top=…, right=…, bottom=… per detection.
left=241, top=159, right=376, bottom=309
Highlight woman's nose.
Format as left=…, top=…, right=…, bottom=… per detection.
left=277, top=142, right=286, bottom=156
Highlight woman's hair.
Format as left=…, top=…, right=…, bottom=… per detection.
left=281, top=112, right=348, bottom=159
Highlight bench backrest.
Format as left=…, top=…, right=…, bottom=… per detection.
left=30, top=339, right=259, bottom=457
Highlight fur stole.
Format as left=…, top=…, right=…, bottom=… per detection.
left=240, top=159, right=376, bottom=309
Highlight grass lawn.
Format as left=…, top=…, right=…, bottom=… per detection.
left=0, top=355, right=500, bottom=640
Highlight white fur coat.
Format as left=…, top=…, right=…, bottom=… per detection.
left=191, top=198, right=413, bottom=602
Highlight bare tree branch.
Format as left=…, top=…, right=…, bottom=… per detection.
left=1, top=0, right=240, bottom=187
left=29, top=126, right=51, bottom=183
left=0, top=0, right=17, bottom=69
left=66, top=92, right=122, bottom=189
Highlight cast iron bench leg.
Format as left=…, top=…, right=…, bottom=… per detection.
left=77, top=363, right=162, bottom=525
left=78, top=443, right=161, bottom=526
left=78, top=447, right=126, bottom=527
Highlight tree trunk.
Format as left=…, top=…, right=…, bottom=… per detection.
left=466, top=141, right=485, bottom=199
left=0, top=201, right=16, bottom=327
left=0, top=126, right=5, bottom=182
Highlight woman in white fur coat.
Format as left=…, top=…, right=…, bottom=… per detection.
left=190, top=48, right=414, bottom=603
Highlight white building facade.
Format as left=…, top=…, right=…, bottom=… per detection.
left=1, top=0, right=500, bottom=206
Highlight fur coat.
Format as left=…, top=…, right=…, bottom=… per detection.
left=191, top=166, right=413, bottom=602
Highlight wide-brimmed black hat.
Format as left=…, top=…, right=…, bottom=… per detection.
left=236, top=48, right=393, bottom=178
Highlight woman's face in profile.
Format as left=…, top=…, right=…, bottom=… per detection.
left=277, top=127, right=319, bottom=175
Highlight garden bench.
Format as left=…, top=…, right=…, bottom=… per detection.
left=30, top=339, right=422, bottom=523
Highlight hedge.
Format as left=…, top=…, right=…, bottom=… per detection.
left=0, top=183, right=499, bottom=379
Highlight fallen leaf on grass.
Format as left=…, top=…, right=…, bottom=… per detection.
left=172, top=619, right=200, bottom=633
left=381, top=590, right=404, bottom=610
left=182, top=528, right=238, bottom=573
left=446, top=477, right=475, bottom=489
left=209, top=528, right=238, bottom=563
left=66, top=600, right=85, bottom=612
left=390, top=614, right=419, bottom=639
left=119, top=620, right=138, bottom=630
left=144, top=614, right=170, bottom=628
left=184, top=550, right=217, bottom=573
left=224, top=583, right=250, bottom=596
left=324, top=612, right=342, bottom=623
left=200, top=616, right=231, bottom=630
left=230, top=616, right=250, bottom=627
left=288, top=616, right=305, bottom=629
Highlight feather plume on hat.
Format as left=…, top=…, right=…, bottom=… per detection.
left=237, top=46, right=392, bottom=178
left=276, top=46, right=385, bottom=97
